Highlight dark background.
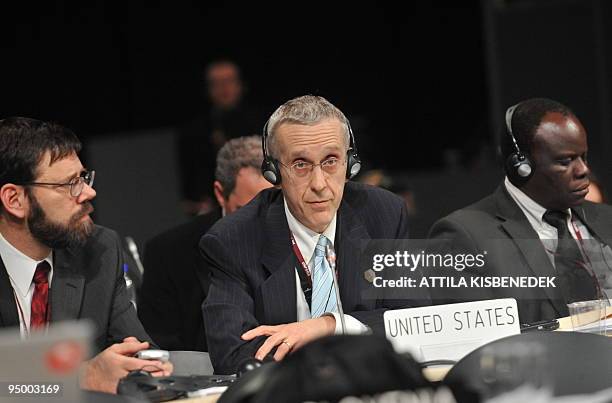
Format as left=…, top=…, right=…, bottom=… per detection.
left=0, top=3, right=488, bottom=168
left=1, top=1, right=611, bottom=242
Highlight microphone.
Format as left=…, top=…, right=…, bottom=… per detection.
left=236, top=357, right=264, bottom=378
left=325, top=243, right=346, bottom=335
left=125, top=236, right=145, bottom=275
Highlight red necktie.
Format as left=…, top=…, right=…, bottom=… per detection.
left=30, top=261, right=50, bottom=330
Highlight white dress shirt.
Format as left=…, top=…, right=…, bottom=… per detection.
left=284, top=200, right=369, bottom=334
left=504, top=177, right=592, bottom=266
left=0, top=232, right=53, bottom=338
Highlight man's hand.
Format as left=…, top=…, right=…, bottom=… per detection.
left=241, top=316, right=335, bottom=362
left=80, top=337, right=173, bottom=394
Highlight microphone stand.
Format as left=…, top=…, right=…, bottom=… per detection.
left=125, top=236, right=145, bottom=275
left=326, top=244, right=346, bottom=335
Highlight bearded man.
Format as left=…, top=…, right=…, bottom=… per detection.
left=0, top=117, right=172, bottom=393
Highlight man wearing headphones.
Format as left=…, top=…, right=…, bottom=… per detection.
left=201, top=95, right=427, bottom=374
left=428, top=98, right=612, bottom=324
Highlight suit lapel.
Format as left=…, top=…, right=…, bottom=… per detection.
left=572, top=203, right=612, bottom=242
left=570, top=203, right=612, bottom=297
left=0, top=258, right=19, bottom=328
left=193, top=210, right=222, bottom=291
left=336, top=197, right=372, bottom=311
left=494, top=186, right=567, bottom=315
left=50, top=248, right=85, bottom=322
left=260, top=193, right=297, bottom=325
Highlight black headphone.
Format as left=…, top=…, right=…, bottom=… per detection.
left=504, top=103, right=534, bottom=182
left=261, top=118, right=362, bottom=185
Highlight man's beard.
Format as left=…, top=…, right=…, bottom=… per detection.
left=28, top=194, right=94, bottom=249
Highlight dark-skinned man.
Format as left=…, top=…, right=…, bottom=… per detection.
left=428, top=98, right=612, bottom=324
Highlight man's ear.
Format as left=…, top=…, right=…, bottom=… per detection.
left=0, top=184, right=28, bottom=219
left=213, top=181, right=226, bottom=210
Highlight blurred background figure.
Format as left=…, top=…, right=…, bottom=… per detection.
left=586, top=173, right=607, bottom=204
left=5, top=2, right=612, bottom=241
left=178, top=59, right=266, bottom=215
left=358, top=169, right=417, bottom=217
left=138, top=136, right=271, bottom=352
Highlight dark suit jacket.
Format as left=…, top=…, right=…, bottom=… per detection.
left=139, top=210, right=221, bottom=351
left=201, top=182, right=430, bottom=374
left=0, top=225, right=152, bottom=355
left=428, top=185, right=612, bottom=324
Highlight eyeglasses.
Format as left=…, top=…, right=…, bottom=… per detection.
left=21, top=170, right=95, bottom=197
left=278, top=158, right=345, bottom=179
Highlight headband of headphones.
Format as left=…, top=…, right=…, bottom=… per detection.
left=505, top=103, right=521, bottom=155
left=261, top=118, right=359, bottom=158
left=504, top=102, right=533, bottom=180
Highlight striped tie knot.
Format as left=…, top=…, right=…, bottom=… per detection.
left=315, top=235, right=330, bottom=256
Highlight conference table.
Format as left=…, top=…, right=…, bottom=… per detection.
left=166, top=315, right=603, bottom=402
left=170, top=397, right=217, bottom=403
left=422, top=314, right=574, bottom=382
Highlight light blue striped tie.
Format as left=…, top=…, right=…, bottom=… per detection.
left=311, top=235, right=338, bottom=318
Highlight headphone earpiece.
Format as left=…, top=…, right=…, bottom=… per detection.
left=346, top=148, right=361, bottom=179
left=260, top=115, right=362, bottom=185
left=505, top=152, right=533, bottom=178
left=261, top=121, right=282, bottom=185
left=261, top=158, right=281, bottom=186
left=345, top=123, right=361, bottom=179
left=504, top=103, right=534, bottom=183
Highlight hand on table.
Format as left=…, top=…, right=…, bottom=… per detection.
left=80, top=337, right=173, bottom=394
left=241, top=316, right=335, bottom=362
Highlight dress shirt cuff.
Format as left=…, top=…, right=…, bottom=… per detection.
left=325, top=312, right=370, bottom=335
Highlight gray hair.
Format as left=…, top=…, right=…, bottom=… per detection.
left=266, top=95, right=350, bottom=159
left=215, top=135, right=263, bottom=198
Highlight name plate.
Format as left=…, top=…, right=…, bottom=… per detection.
left=384, top=298, right=520, bottom=362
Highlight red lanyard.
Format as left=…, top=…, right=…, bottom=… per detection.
left=542, top=216, right=590, bottom=263
left=570, top=218, right=584, bottom=242
left=290, top=234, right=339, bottom=284
left=570, top=217, right=591, bottom=265
left=291, top=234, right=312, bottom=286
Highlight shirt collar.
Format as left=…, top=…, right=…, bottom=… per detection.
left=504, top=176, right=572, bottom=224
left=284, top=199, right=337, bottom=265
left=0, top=232, right=53, bottom=298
